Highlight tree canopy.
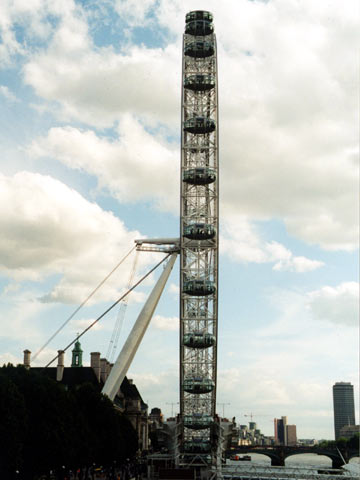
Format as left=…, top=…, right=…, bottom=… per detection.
left=318, top=434, right=360, bottom=450
left=0, top=364, right=138, bottom=479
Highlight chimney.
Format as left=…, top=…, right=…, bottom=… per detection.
left=56, top=350, right=65, bottom=382
left=128, top=378, right=133, bottom=385
left=91, top=352, right=101, bottom=382
left=23, top=349, right=31, bottom=369
left=100, top=358, right=108, bottom=383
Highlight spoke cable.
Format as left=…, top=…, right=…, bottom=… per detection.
left=44, top=252, right=172, bottom=369
left=33, top=245, right=137, bottom=361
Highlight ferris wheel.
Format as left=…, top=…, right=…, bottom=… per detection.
left=180, top=10, right=219, bottom=464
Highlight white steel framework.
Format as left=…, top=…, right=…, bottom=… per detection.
left=180, top=10, right=219, bottom=463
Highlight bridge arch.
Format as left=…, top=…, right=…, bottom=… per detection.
left=283, top=448, right=345, bottom=469
left=226, top=446, right=354, bottom=469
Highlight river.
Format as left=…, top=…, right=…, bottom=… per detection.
left=228, top=452, right=359, bottom=468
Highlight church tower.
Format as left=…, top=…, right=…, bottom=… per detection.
left=71, top=339, right=83, bottom=367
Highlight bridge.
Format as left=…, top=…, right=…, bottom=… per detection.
left=225, top=445, right=359, bottom=469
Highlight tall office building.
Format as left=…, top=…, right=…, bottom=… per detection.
left=274, top=416, right=288, bottom=445
left=286, top=424, right=297, bottom=446
left=333, top=382, right=355, bottom=440
left=274, top=416, right=297, bottom=445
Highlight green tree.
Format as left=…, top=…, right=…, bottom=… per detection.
left=4, top=365, right=74, bottom=479
left=73, top=383, right=138, bottom=465
left=348, top=433, right=360, bottom=449
left=0, top=365, right=139, bottom=478
left=0, top=375, right=27, bottom=478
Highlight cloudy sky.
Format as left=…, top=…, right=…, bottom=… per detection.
left=0, top=0, right=358, bottom=440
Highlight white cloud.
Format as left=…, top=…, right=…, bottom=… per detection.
left=220, top=216, right=324, bottom=272
left=23, top=42, right=180, bottom=128
left=220, top=215, right=267, bottom=263
left=152, top=314, right=178, bottom=331
left=69, top=317, right=105, bottom=333
left=288, top=256, right=325, bottom=273
left=168, top=283, right=179, bottom=296
left=28, top=117, right=179, bottom=211
left=263, top=282, right=359, bottom=334
left=0, top=286, right=55, bottom=345
left=0, top=171, right=157, bottom=303
left=307, top=282, right=359, bottom=327
left=0, top=0, right=81, bottom=66
left=267, top=242, right=324, bottom=272
left=114, top=0, right=156, bottom=27
left=0, top=85, right=18, bottom=102
left=219, top=0, right=358, bottom=251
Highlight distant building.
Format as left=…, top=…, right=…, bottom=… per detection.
left=221, top=417, right=238, bottom=449
left=23, top=344, right=149, bottom=450
left=148, top=407, right=167, bottom=452
left=333, top=382, right=356, bottom=440
left=274, top=416, right=297, bottom=445
left=149, top=407, right=163, bottom=427
left=234, top=421, right=274, bottom=446
left=249, top=421, right=257, bottom=431
left=148, top=414, right=180, bottom=454
left=286, top=424, right=297, bottom=446
left=274, top=416, right=288, bottom=445
left=264, top=436, right=275, bottom=446
left=298, top=439, right=318, bottom=446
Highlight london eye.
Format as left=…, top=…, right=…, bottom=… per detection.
left=180, top=10, right=219, bottom=465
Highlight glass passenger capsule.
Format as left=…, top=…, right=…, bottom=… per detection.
left=183, top=223, right=216, bottom=240
left=183, top=167, right=216, bottom=185
left=184, top=74, right=215, bottom=91
left=183, top=376, right=215, bottom=394
left=185, top=10, right=214, bottom=23
left=184, top=117, right=216, bottom=134
left=184, top=439, right=211, bottom=453
left=183, top=332, right=216, bottom=349
left=183, top=279, right=215, bottom=296
left=184, top=414, right=213, bottom=430
left=185, top=20, right=214, bottom=36
left=185, top=41, right=214, bottom=58
left=186, top=11, right=213, bottom=23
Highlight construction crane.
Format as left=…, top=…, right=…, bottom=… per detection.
left=106, top=249, right=139, bottom=362
left=244, top=413, right=272, bottom=422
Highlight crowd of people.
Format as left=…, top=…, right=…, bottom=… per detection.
left=42, top=459, right=145, bottom=480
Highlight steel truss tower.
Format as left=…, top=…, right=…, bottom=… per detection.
left=180, top=11, right=219, bottom=463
